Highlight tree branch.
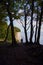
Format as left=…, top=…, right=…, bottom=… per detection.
left=26, top=21, right=30, bottom=25
left=17, top=19, right=25, bottom=28
left=20, top=20, right=25, bottom=28
left=26, top=22, right=30, bottom=31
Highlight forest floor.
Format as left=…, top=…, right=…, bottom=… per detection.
left=0, top=42, right=43, bottom=65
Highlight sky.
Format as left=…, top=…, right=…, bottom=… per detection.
left=6, top=10, right=43, bottom=45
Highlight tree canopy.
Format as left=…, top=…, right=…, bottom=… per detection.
left=0, top=0, right=43, bottom=44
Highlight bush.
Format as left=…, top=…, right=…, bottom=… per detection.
left=0, top=21, right=21, bottom=42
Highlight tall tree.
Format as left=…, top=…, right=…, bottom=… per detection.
left=0, top=0, right=17, bottom=45
left=18, top=0, right=30, bottom=43
left=5, top=1, right=17, bottom=45
left=24, top=5, right=28, bottom=43
left=34, top=5, right=38, bottom=43
left=37, top=0, right=43, bottom=44
left=30, top=0, right=34, bottom=43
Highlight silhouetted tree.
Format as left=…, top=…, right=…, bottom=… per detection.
left=0, top=0, right=43, bottom=45
left=37, top=1, right=43, bottom=44
left=0, top=0, right=17, bottom=45
left=34, top=5, right=38, bottom=43
left=30, top=0, right=34, bottom=43
left=5, top=1, right=17, bottom=45
left=24, top=6, right=28, bottom=43
left=18, top=0, right=30, bottom=43
left=17, top=16, right=30, bottom=43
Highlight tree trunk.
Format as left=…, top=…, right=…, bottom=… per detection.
left=34, top=6, right=38, bottom=43
left=24, top=8, right=28, bottom=43
left=30, top=0, right=34, bottom=43
left=37, top=2, right=43, bottom=44
left=6, top=2, right=16, bottom=45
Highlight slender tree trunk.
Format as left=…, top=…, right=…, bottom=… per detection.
left=6, top=2, right=16, bottom=45
left=30, top=0, right=34, bottom=43
left=35, top=6, right=38, bottom=43
left=24, top=14, right=28, bottom=43
left=37, top=2, right=43, bottom=44
left=24, top=7, right=28, bottom=43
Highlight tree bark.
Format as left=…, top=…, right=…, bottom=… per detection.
left=30, top=0, right=34, bottom=43
left=24, top=7, right=28, bottom=43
